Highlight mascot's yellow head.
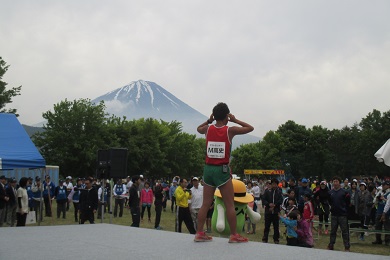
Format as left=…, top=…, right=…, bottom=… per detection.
left=214, top=179, right=253, bottom=203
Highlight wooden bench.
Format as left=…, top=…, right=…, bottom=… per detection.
left=349, top=228, right=390, bottom=236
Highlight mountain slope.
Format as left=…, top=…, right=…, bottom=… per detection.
left=92, top=80, right=260, bottom=148
left=92, top=80, right=207, bottom=133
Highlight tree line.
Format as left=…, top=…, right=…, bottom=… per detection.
left=1, top=57, right=389, bottom=180
left=231, top=110, right=390, bottom=180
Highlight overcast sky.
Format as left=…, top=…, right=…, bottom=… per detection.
left=1, top=1, right=389, bottom=138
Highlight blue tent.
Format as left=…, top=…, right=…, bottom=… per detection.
left=0, top=113, right=46, bottom=170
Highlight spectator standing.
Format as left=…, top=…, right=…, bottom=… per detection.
left=129, top=175, right=141, bottom=227
left=43, top=175, right=55, bottom=217
left=380, top=184, right=390, bottom=246
left=297, top=178, right=312, bottom=213
left=79, top=178, right=98, bottom=224
left=140, top=181, right=153, bottom=222
left=113, top=179, right=126, bottom=218
left=68, top=178, right=82, bottom=222
left=0, top=175, right=10, bottom=227
left=175, top=178, right=196, bottom=234
left=154, top=181, right=165, bottom=230
left=327, top=176, right=350, bottom=251
left=64, top=176, right=73, bottom=211
left=162, top=182, right=169, bottom=211
left=357, top=182, right=371, bottom=240
left=26, top=177, right=33, bottom=211
left=252, top=181, right=261, bottom=213
left=55, top=180, right=67, bottom=219
left=190, top=177, right=203, bottom=231
left=97, top=182, right=109, bottom=219
left=288, top=179, right=299, bottom=199
left=125, top=176, right=132, bottom=208
left=31, top=177, right=43, bottom=222
left=262, top=178, right=283, bottom=244
left=16, top=177, right=29, bottom=226
left=347, top=181, right=360, bottom=226
left=6, top=178, right=18, bottom=226
left=313, top=181, right=331, bottom=235
left=372, top=181, right=390, bottom=244
left=169, top=180, right=178, bottom=213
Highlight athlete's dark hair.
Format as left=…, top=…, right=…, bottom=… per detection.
left=212, top=102, right=230, bottom=121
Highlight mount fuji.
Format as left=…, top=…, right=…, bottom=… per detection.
left=91, top=80, right=260, bottom=148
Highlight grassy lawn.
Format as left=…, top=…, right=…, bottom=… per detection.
left=30, top=201, right=389, bottom=256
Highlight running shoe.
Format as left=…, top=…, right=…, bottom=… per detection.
left=194, top=231, right=213, bottom=242
left=228, top=233, right=249, bottom=243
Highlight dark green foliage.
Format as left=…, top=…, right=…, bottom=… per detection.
left=231, top=110, right=390, bottom=179
left=32, top=99, right=205, bottom=179
left=0, top=57, right=21, bottom=115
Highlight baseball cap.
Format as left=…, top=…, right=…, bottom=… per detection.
left=320, top=181, right=326, bottom=185
left=140, top=175, right=144, bottom=179
left=301, top=178, right=308, bottom=183
left=192, top=177, right=199, bottom=181
left=35, top=176, right=41, bottom=181
left=10, top=178, right=17, bottom=183
left=0, top=175, right=6, bottom=179
left=360, top=182, right=366, bottom=187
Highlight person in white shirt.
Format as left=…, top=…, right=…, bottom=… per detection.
left=125, top=176, right=132, bottom=207
left=64, top=176, right=73, bottom=211
left=190, top=177, right=203, bottom=231
left=252, top=181, right=261, bottom=213
left=16, top=177, right=29, bottom=226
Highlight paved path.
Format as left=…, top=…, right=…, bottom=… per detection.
left=0, top=224, right=387, bottom=260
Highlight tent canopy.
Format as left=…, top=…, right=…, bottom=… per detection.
left=375, top=138, right=390, bottom=167
left=0, top=113, right=46, bottom=170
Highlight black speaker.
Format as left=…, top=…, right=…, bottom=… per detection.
left=97, top=149, right=110, bottom=169
left=108, top=148, right=128, bottom=178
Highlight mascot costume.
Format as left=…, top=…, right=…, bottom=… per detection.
left=212, top=179, right=261, bottom=235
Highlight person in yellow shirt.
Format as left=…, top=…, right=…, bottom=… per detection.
left=175, top=178, right=196, bottom=234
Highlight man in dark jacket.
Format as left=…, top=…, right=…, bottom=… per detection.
left=0, top=176, right=10, bottom=227
left=79, top=178, right=98, bottom=224
left=328, top=176, right=351, bottom=251
left=154, top=181, right=165, bottom=230
left=129, top=175, right=141, bottom=227
left=262, top=178, right=283, bottom=244
left=6, top=178, right=18, bottom=227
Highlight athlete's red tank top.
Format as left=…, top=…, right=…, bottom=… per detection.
left=205, top=125, right=231, bottom=165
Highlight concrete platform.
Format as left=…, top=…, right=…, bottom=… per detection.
left=0, top=224, right=387, bottom=260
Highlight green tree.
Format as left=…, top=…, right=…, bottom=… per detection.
left=276, top=120, right=308, bottom=178
left=0, top=57, right=22, bottom=115
left=33, top=99, right=109, bottom=177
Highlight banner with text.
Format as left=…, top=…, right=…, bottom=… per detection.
left=244, top=169, right=285, bottom=175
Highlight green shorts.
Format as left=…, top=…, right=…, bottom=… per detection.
left=202, top=164, right=231, bottom=188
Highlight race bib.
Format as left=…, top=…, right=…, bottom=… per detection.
left=207, top=142, right=226, bottom=158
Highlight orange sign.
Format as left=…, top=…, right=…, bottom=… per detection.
left=244, top=169, right=285, bottom=175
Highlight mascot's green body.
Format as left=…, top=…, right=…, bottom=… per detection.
left=211, top=179, right=261, bottom=236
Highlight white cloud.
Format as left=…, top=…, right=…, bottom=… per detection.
left=1, top=0, right=390, bottom=138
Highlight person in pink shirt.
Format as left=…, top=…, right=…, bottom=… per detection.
left=140, top=182, right=154, bottom=222
left=296, top=211, right=314, bottom=248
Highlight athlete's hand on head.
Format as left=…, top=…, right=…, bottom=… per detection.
left=209, top=114, right=214, bottom=122
left=228, top=113, right=236, bottom=123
